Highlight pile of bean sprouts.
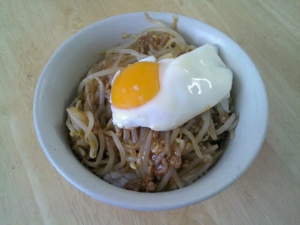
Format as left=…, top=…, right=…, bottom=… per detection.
left=66, top=14, right=238, bottom=192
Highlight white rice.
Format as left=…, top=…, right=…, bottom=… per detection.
left=103, top=170, right=137, bottom=188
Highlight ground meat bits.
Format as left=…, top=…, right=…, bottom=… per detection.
left=125, top=148, right=183, bottom=192
left=124, top=177, right=157, bottom=192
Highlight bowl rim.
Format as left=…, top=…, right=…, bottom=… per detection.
left=33, top=11, right=268, bottom=210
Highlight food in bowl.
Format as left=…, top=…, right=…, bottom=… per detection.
left=65, top=14, right=239, bottom=192
left=34, top=12, right=268, bottom=209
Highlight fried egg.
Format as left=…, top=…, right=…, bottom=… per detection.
left=110, top=44, right=232, bottom=131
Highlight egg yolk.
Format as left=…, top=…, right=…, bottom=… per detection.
left=111, top=62, right=160, bottom=109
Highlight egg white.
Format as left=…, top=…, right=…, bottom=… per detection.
left=111, top=44, right=233, bottom=131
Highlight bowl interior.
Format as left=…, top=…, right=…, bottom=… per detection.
left=34, top=12, right=268, bottom=210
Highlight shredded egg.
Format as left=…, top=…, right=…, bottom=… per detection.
left=110, top=44, right=233, bottom=131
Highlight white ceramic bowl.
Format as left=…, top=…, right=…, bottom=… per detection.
left=33, top=12, right=268, bottom=210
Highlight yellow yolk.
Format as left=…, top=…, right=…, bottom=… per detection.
left=111, top=62, right=160, bottom=109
